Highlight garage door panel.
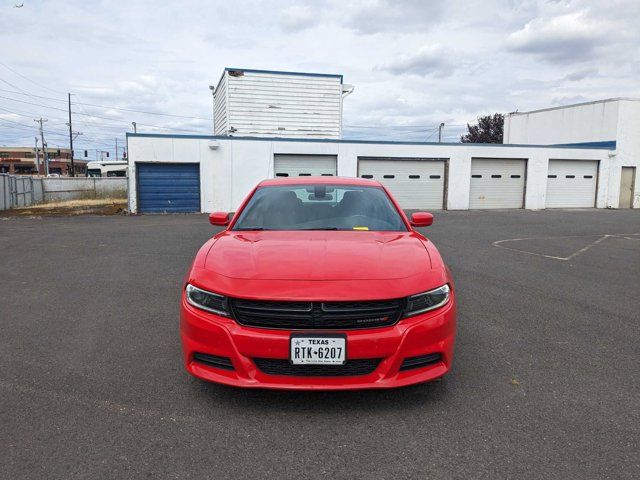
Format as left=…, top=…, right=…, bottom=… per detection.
left=358, top=159, right=445, bottom=209
left=137, top=163, right=201, bottom=213
left=469, top=159, right=526, bottom=209
left=546, top=160, right=597, bottom=208
left=274, top=155, right=337, bottom=177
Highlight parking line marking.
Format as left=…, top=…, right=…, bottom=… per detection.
left=492, top=233, right=640, bottom=261
left=564, top=235, right=609, bottom=260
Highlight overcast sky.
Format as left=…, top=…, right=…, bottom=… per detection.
left=0, top=0, right=638, bottom=157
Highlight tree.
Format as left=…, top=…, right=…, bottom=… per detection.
left=461, top=113, right=504, bottom=143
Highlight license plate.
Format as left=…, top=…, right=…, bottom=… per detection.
left=290, top=334, right=346, bottom=365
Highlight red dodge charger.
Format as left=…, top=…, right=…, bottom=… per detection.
left=180, top=177, right=456, bottom=390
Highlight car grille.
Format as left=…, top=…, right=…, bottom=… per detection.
left=229, top=298, right=405, bottom=330
left=253, top=358, right=381, bottom=377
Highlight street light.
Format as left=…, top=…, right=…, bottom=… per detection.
left=209, top=85, right=215, bottom=133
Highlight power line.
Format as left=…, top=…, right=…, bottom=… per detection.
left=0, top=88, right=66, bottom=102
left=0, top=87, right=210, bottom=120
left=345, top=124, right=440, bottom=129
left=0, top=109, right=69, bottom=135
left=425, top=128, right=440, bottom=141
left=343, top=123, right=466, bottom=128
left=0, top=115, right=49, bottom=131
left=0, top=104, right=69, bottom=127
left=1, top=87, right=467, bottom=135
left=0, top=94, right=209, bottom=133
left=75, top=99, right=211, bottom=120
left=72, top=96, right=142, bottom=140
left=0, top=115, right=125, bottom=147
left=0, top=62, right=66, bottom=95
left=0, top=76, right=67, bottom=110
left=0, top=87, right=470, bottom=128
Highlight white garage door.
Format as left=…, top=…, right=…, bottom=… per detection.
left=546, top=160, right=598, bottom=208
left=273, top=154, right=337, bottom=177
left=358, top=158, right=445, bottom=209
left=469, top=159, right=526, bottom=209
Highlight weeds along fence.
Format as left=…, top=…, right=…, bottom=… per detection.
left=0, top=174, right=127, bottom=210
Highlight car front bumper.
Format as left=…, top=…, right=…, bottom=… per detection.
left=180, top=293, right=456, bottom=390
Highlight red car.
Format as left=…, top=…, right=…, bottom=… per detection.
left=180, top=177, right=456, bottom=390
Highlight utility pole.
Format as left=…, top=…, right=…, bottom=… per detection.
left=35, top=118, right=49, bottom=175
left=43, top=142, right=50, bottom=176
left=438, top=123, right=445, bottom=143
left=67, top=93, right=75, bottom=176
left=131, top=121, right=137, bottom=133
left=115, top=138, right=118, bottom=161
left=34, top=137, right=40, bottom=173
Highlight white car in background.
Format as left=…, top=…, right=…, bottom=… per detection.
left=86, top=161, right=128, bottom=178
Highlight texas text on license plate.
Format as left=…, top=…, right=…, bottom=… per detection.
left=290, top=334, right=346, bottom=365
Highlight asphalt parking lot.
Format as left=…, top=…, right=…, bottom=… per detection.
left=1, top=209, right=639, bottom=479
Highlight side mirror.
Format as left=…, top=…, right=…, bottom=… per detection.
left=209, top=211, right=231, bottom=226
left=410, top=212, right=433, bottom=227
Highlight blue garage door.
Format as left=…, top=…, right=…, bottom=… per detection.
left=137, top=163, right=201, bottom=213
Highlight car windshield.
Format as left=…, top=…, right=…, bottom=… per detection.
left=233, top=184, right=408, bottom=231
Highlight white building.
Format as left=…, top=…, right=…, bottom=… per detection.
left=126, top=69, right=634, bottom=214
left=505, top=98, right=639, bottom=208
left=213, top=68, right=352, bottom=139
left=126, top=134, right=614, bottom=213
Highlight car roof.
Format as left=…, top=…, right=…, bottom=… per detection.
left=259, top=176, right=381, bottom=187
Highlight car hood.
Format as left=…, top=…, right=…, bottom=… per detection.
left=205, top=231, right=431, bottom=281
left=190, top=231, right=449, bottom=301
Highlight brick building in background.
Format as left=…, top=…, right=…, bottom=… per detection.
left=0, top=146, right=87, bottom=176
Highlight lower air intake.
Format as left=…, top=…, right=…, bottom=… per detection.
left=193, top=352, right=234, bottom=371
left=253, top=358, right=381, bottom=377
left=399, top=353, right=442, bottom=371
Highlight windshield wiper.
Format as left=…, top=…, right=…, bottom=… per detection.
left=235, top=227, right=268, bottom=231
left=300, top=227, right=339, bottom=230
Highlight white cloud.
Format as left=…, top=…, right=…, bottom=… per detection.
left=378, top=44, right=457, bottom=77
left=278, top=5, right=318, bottom=32
left=563, top=68, right=599, bottom=81
left=339, top=0, right=447, bottom=34
left=507, top=10, right=619, bottom=63
left=0, top=0, right=638, bottom=149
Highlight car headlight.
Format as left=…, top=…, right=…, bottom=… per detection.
left=404, top=284, right=450, bottom=317
left=185, top=284, right=231, bottom=317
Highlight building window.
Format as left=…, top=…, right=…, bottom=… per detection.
left=15, top=165, right=36, bottom=174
